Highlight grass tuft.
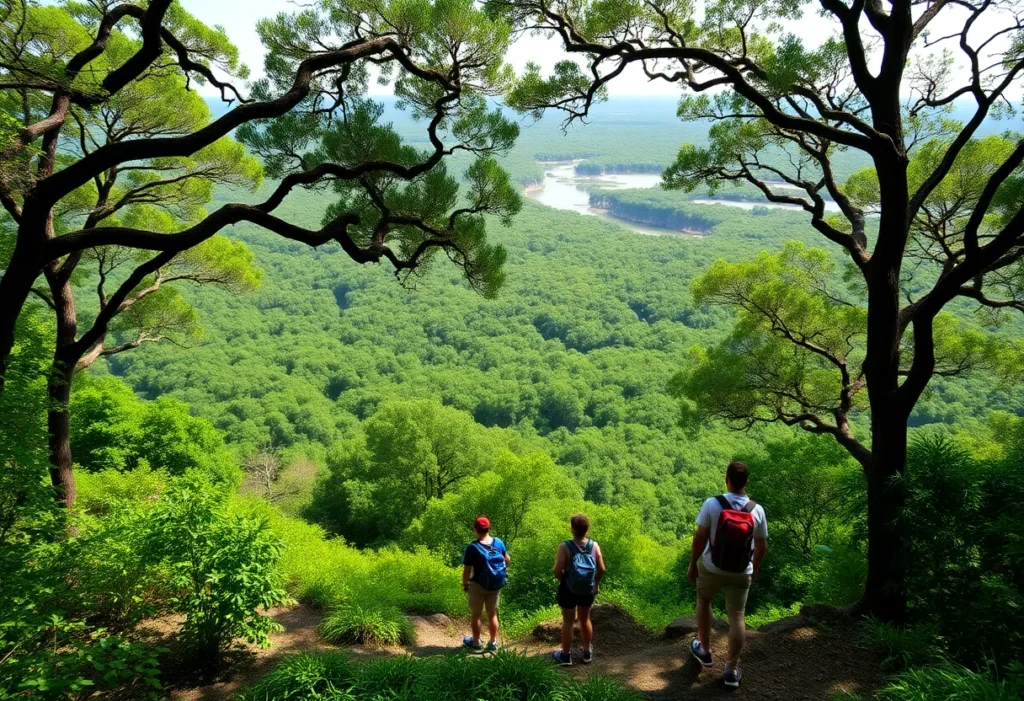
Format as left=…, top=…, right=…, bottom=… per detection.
left=319, top=604, right=414, bottom=647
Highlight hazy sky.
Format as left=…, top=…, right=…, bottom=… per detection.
left=177, top=0, right=1014, bottom=101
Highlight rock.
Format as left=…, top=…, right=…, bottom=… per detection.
left=755, top=615, right=811, bottom=635
left=665, top=615, right=729, bottom=638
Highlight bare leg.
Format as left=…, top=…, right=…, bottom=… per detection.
left=696, top=595, right=713, bottom=654
left=485, top=597, right=499, bottom=643
left=726, top=606, right=745, bottom=666
left=469, top=589, right=483, bottom=644
left=578, top=605, right=593, bottom=651
left=560, top=608, right=576, bottom=655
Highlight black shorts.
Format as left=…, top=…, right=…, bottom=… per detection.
left=557, top=580, right=595, bottom=610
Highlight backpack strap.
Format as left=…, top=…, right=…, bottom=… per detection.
left=742, top=500, right=757, bottom=513
left=715, top=494, right=732, bottom=510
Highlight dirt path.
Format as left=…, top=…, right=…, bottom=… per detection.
left=165, top=604, right=881, bottom=700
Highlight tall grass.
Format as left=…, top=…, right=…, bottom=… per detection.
left=876, top=662, right=1024, bottom=701
left=237, top=650, right=643, bottom=701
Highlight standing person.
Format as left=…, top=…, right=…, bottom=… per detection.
left=687, top=461, right=768, bottom=689
left=552, top=513, right=606, bottom=666
left=461, top=516, right=509, bottom=652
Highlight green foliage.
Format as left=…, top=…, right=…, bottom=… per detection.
left=876, top=662, right=1024, bottom=701
left=70, top=375, right=239, bottom=484
left=308, top=400, right=501, bottom=545
left=320, top=605, right=414, bottom=647
left=238, top=650, right=642, bottom=701
left=901, top=437, right=1024, bottom=667
left=861, top=620, right=945, bottom=672
left=146, top=474, right=292, bottom=663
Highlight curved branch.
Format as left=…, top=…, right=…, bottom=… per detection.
left=35, top=37, right=453, bottom=208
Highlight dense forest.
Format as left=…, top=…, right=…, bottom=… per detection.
left=3, top=0, right=1024, bottom=699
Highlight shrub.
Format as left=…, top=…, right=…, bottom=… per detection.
left=319, top=605, right=413, bottom=647
left=147, top=473, right=292, bottom=663
left=876, top=662, right=1024, bottom=701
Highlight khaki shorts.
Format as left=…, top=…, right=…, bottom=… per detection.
left=696, top=560, right=752, bottom=613
left=467, top=581, right=500, bottom=615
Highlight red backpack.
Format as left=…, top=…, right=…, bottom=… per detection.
left=710, top=495, right=757, bottom=573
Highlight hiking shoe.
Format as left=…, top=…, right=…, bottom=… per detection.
left=723, top=667, right=742, bottom=688
left=552, top=650, right=572, bottom=666
left=582, top=648, right=593, bottom=664
left=462, top=636, right=483, bottom=652
left=485, top=641, right=499, bottom=653
left=690, top=639, right=713, bottom=667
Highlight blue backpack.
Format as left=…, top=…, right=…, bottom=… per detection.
left=472, top=539, right=508, bottom=590
left=564, top=539, right=597, bottom=595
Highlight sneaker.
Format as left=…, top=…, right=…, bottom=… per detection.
left=723, top=666, right=742, bottom=688
left=485, top=641, right=499, bottom=653
left=552, top=650, right=573, bottom=666
left=690, top=639, right=713, bottom=667
left=581, top=648, right=593, bottom=664
left=462, top=636, right=482, bottom=652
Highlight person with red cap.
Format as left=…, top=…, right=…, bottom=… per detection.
left=461, top=515, right=510, bottom=652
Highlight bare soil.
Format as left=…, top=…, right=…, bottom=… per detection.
left=160, top=604, right=881, bottom=700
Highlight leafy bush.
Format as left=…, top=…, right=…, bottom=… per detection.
left=876, top=662, right=1024, bottom=701
left=320, top=605, right=413, bottom=647
left=147, top=474, right=292, bottom=663
left=903, top=437, right=1024, bottom=666
left=238, top=650, right=642, bottom=700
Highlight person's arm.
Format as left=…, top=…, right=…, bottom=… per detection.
left=552, top=542, right=566, bottom=580
left=502, top=541, right=510, bottom=565
left=752, top=507, right=768, bottom=580
left=593, top=542, right=607, bottom=594
left=752, top=538, right=767, bottom=580
left=687, top=526, right=711, bottom=585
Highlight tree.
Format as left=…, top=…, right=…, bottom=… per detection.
left=308, top=400, right=497, bottom=545
left=243, top=439, right=284, bottom=501
left=490, top=0, right=1024, bottom=621
left=41, top=235, right=261, bottom=507
left=0, top=0, right=522, bottom=400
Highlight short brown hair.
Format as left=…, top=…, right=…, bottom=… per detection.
left=726, top=461, right=750, bottom=490
left=570, top=514, right=590, bottom=538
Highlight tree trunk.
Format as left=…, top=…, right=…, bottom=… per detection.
left=45, top=263, right=79, bottom=509
left=860, top=412, right=908, bottom=623
left=47, top=361, right=76, bottom=509
left=0, top=234, right=44, bottom=395
left=860, top=208, right=911, bottom=623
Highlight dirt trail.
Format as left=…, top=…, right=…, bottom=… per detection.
left=165, top=604, right=881, bottom=700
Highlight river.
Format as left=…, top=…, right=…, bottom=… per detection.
left=524, top=162, right=839, bottom=236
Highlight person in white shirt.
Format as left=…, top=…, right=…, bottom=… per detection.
left=687, top=461, right=768, bottom=689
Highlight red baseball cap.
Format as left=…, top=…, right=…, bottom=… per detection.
left=474, top=516, right=490, bottom=530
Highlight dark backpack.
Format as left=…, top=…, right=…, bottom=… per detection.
left=563, top=539, right=597, bottom=595
left=710, top=495, right=758, bottom=573
left=471, top=539, right=507, bottom=590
